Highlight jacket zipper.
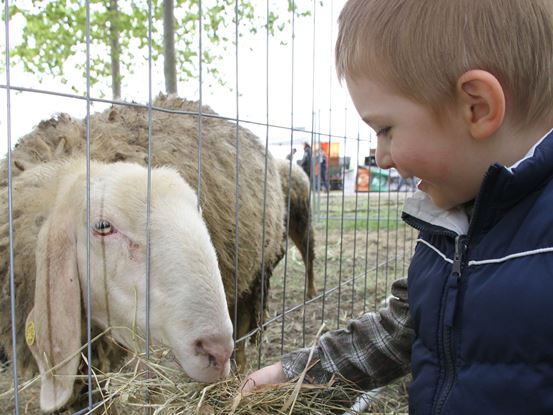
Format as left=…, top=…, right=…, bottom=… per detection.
left=401, top=214, right=458, bottom=239
left=432, top=234, right=467, bottom=415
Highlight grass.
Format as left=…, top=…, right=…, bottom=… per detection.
left=317, top=217, right=407, bottom=233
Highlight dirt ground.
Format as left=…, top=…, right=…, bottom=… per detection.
left=245, top=191, right=414, bottom=412
left=252, top=192, right=413, bottom=347
left=1, top=190, right=414, bottom=414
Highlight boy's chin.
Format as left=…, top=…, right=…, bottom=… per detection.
left=419, top=183, right=459, bottom=211
left=433, top=199, right=457, bottom=211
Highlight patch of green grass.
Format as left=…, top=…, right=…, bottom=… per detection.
left=315, top=217, right=407, bottom=233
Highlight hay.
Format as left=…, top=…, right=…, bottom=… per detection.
left=0, top=331, right=409, bottom=415
left=1, top=349, right=360, bottom=415
left=94, top=363, right=361, bottom=415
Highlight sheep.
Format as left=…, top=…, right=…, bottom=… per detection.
left=275, top=159, right=316, bottom=299
left=0, top=157, right=235, bottom=412
left=0, top=96, right=286, bottom=399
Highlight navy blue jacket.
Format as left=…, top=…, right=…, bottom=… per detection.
left=402, top=129, right=553, bottom=415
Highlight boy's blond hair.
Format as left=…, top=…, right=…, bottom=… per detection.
left=336, top=0, right=553, bottom=126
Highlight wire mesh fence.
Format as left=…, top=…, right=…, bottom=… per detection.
left=1, top=1, right=415, bottom=413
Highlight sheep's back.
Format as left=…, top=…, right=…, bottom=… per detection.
left=1, top=95, right=284, bottom=307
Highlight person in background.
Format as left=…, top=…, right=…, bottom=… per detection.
left=318, top=149, right=330, bottom=193
left=298, top=142, right=312, bottom=178
left=243, top=1, right=553, bottom=414
left=286, top=148, right=297, bottom=161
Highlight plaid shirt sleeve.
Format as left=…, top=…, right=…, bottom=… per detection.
left=280, top=278, right=413, bottom=390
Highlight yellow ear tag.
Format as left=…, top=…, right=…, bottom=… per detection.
left=26, top=320, right=36, bottom=347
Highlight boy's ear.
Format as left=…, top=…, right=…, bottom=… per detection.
left=456, top=70, right=505, bottom=140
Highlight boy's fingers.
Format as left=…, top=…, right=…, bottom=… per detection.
left=240, top=376, right=257, bottom=394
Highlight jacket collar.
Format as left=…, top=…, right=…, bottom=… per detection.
left=403, top=128, right=553, bottom=236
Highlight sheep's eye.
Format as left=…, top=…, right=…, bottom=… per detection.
left=93, top=219, right=113, bottom=235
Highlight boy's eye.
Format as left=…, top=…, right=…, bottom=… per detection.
left=376, top=127, right=391, bottom=137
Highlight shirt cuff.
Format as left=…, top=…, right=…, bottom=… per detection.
left=281, top=348, right=333, bottom=384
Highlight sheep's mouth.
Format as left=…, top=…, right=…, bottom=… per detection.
left=158, top=349, right=177, bottom=364
left=158, top=349, right=188, bottom=373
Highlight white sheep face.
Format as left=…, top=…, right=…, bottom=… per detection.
left=26, top=160, right=234, bottom=412
left=83, top=163, right=234, bottom=380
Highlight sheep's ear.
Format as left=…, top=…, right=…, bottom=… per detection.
left=26, top=212, right=82, bottom=413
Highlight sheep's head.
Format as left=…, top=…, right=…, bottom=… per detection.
left=25, top=160, right=234, bottom=413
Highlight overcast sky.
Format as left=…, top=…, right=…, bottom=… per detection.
left=1, top=0, right=375, bottom=165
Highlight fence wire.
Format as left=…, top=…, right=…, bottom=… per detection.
left=0, top=1, right=415, bottom=413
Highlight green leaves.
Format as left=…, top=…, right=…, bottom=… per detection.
left=6, top=0, right=319, bottom=97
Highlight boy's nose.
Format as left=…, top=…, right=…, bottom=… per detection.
left=375, top=138, right=393, bottom=169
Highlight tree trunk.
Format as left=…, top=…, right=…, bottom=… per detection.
left=163, top=0, right=177, bottom=95
left=109, top=0, right=121, bottom=100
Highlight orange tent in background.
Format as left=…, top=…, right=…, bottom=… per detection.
left=319, top=142, right=340, bottom=158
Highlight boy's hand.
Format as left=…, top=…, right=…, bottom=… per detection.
left=241, top=361, right=287, bottom=394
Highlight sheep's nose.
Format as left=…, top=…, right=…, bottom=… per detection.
left=194, top=335, right=233, bottom=371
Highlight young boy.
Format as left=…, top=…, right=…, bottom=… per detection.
left=243, top=0, right=553, bottom=413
